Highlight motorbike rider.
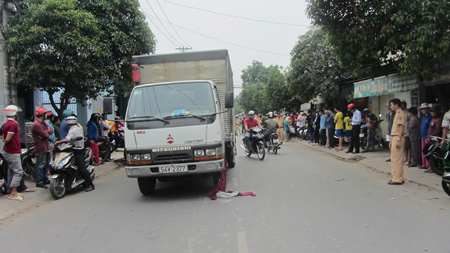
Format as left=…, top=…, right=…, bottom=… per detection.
left=244, top=110, right=263, bottom=150
left=262, top=112, right=278, bottom=147
left=55, top=116, right=95, bottom=192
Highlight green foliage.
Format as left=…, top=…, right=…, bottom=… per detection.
left=79, top=0, right=155, bottom=96
left=238, top=61, right=298, bottom=113
left=6, top=0, right=154, bottom=115
left=288, top=28, right=342, bottom=103
left=307, top=0, right=450, bottom=79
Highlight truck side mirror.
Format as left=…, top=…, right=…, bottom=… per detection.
left=225, top=91, right=234, bottom=108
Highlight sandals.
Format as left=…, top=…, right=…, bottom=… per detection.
left=8, top=194, right=25, bottom=202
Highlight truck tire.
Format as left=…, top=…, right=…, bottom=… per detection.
left=212, top=172, right=221, bottom=186
left=137, top=178, right=156, bottom=195
left=225, top=142, right=235, bottom=168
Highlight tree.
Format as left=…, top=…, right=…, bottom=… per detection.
left=288, top=28, right=343, bottom=103
left=6, top=0, right=154, bottom=116
left=241, top=60, right=272, bottom=87
left=79, top=0, right=155, bottom=97
left=307, top=0, right=450, bottom=79
left=238, top=61, right=297, bottom=113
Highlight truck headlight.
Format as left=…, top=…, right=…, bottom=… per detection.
left=131, top=154, right=141, bottom=161
left=141, top=154, right=151, bottom=160
left=205, top=149, right=216, bottom=156
left=194, top=150, right=205, bottom=157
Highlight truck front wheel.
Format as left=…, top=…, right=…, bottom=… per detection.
left=137, top=178, right=156, bottom=195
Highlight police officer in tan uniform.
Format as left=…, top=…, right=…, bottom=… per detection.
left=275, top=112, right=285, bottom=144
left=235, top=115, right=241, bottom=135
left=388, top=98, right=406, bottom=185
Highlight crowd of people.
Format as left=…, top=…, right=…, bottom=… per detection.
left=235, top=98, right=450, bottom=184
left=1, top=105, right=124, bottom=201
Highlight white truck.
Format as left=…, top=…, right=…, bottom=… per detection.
left=125, top=50, right=236, bottom=195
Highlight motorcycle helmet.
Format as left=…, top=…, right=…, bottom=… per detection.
left=4, top=105, right=22, bottom=117
left=248, top=110, right=255, bottom=120
left=267, top=112, right=273, bottom=118
left=363, top=108, right=370, bottom=113
left=347, top=103, right=355, bottom=110
left=66, top=116, right=78, bottom=125
left=35, top=107, right=48, bottom=116
left=63, top=109, right=73, bottom=118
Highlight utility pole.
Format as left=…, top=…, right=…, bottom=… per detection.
left=175, top=46, right=192, bottom=53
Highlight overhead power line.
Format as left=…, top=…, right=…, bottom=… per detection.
left=141, top=9, right=178, bottom=47
left=143, top=0, right=183, bottom=46
left=156, top=0, right=191, bottom=47
left=160, top=0, right=309, bottom=27
left=172, top=23, right=289, bottom=56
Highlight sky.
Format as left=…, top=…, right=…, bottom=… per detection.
left=137, top=0, right=312, bottom=95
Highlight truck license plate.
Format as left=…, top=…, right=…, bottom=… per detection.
left=159, top=165, right=188, bottom=173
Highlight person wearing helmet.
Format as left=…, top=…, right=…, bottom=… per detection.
left=55, top=116, right=95, bottom=192
left=60, top=109, right=74, bottom=139
left=87, top=113, right=101, bottom=165
left=1, top=105, right=26, bottom=201
left=263, top=112, right=277, bottom=132
left=244, top=110, right=263, bottom=149
left=32, top=107, right=53, bottom=188
left=346, top=103, right=362, bottom=153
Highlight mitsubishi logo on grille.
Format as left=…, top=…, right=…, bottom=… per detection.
left=167, top=134, right=174, bottom=144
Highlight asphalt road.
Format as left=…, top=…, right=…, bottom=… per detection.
left=1, top=141, right=449, bottom=253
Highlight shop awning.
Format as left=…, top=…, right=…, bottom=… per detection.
left=424, top=66, right=450, bottom=86
left=353, top=73, right=420, bottom=98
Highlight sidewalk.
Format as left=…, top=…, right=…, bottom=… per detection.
left=0, top=151, right=124, bottom=224
left=291, top=139, right=443, bottom=192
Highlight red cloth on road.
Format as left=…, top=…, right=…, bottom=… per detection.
left=208, top=161, right=256, bottom=200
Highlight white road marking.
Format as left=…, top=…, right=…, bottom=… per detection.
left=237, top=231, right=249, bottom=253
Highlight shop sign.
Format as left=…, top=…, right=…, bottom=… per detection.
left=354, top=73, right=419, bottom=98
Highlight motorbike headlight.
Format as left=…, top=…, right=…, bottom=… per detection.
left=140, top=154, right=151, bottom=161
left=56, top=156, right=71, bottom=170
left=194, top=150, right=205, bottom=157
left=205, top=149, right=216, bottom=156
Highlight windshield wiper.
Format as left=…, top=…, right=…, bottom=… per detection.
left=164, top=114, right=206, bottom=122
left=128, top=116, right=170, bottom=124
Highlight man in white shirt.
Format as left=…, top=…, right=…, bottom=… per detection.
left=346, top=103, right=362, bottom=153
left=442, top=109, right=450, bottom=147
left=100, top=113, right=112, bottom=162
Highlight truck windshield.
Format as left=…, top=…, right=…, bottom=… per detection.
left=127, top=82, right=216, bottom=121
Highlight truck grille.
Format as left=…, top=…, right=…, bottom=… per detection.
left=152, top=153, right=193, bottom=164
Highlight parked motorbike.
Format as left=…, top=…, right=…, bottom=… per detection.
left=240, top=127, right=265, bottom=160
left=426, top=136, right=446, bottom=175
left=440, top=142, right=450, bottom=196
left=109, top=127, right=125, bottom=152
left=264, top=131, right=280, bottom=155
left=98, top=136, right=111, bottom=161
left=49, top=139, right=95, bottom=199
left=21, top=147, right=36, bottom=180
left=0, top=153, right=7, bottom=194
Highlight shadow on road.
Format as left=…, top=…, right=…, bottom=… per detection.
left=140, top=176, right=214, bottom=201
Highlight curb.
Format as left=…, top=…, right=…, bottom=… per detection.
left=291, top=139, right=443, bottom=193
